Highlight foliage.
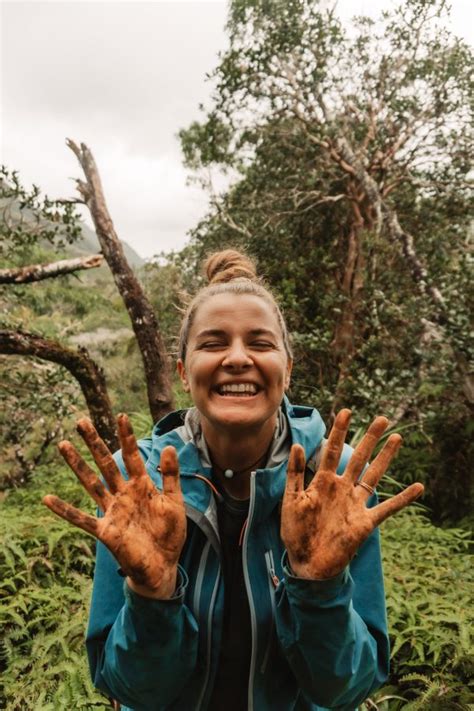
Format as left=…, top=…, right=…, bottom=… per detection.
left=178, top=0, right=473, bottom=523
left=0, top=460, right=112, bottom=709
left=0, top=358, right=78, bottom=489
left=141, top=254, right=188, bottom=356
left=0, top=170, right=154, bottom=486
left=0, top=166, right=82, bottom=263
left=1, top=462, right=472, bottom=708
left=370, top=509, right=474, bottom=709
left=0, top=257, right=137, bottom=490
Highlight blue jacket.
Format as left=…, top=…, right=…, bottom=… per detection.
left=86, top=399, right=389, bottom=710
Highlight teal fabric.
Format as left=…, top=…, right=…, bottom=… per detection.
left=86, top=398, right=389, bottom=710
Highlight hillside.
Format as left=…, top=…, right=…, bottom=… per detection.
left=72, top=220, right=145, bottom=269
left=0, top=190, right=145, bottom=268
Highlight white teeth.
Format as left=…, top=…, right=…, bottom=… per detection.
left=219, top=383, right=257, bottom=394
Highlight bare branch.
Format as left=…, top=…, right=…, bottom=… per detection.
left=0, top=254, right=103, bottom=284
left=66, top=139, right=173, bottom=422
left=0, top=329, right=118, bottom=451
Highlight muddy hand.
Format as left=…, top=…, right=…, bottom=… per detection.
left=43, top=414, right=186, bottom=598
left=281, top=409, right=424, bottom=579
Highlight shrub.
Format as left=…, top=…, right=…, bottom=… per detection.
left=368, top=509, right=473, bottom=709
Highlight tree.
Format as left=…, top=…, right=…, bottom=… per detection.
left=0, top=169, right=120, bottom=480
left=0, top=330, right=118, bottom=454
left=0, top=152, right=175, bottom=486
left=67, top=141, right=174, bottom=422
left=179, top=0, right=473, bottom=520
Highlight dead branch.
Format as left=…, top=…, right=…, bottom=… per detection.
left=0, top=254, right=103, bottom=284
left=0, top=329, right=118, bottom=451
left=66, top=139, right=173, bottom=422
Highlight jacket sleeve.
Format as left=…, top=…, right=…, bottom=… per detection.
left=86, top=539, right=199, bottom=710
left=275, top=499, right=389, bottom=710
left=85, top=443, right=199, bottom=710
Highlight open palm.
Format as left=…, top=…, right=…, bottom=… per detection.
left=281, top=409, right=424, bottom=579
left=43, top=414, right=186, bottom=598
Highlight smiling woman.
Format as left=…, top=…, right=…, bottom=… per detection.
left=43, top=249, right=423, bottom=711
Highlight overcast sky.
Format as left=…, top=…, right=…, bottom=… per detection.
left=1, top=0, right=472, bottom=260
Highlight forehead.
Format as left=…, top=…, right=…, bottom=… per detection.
left=191, top=292, right=281, bottom=336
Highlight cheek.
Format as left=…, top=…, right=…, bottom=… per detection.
left=186, top=356, right=215, bottom=387
left=267, top=360, right=290, bottom=388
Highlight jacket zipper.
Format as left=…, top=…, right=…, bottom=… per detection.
left=188, top=492, right=222, bottom=711
left=243, top=471, right=258, bottom=711
left=196, top=564, right=221, bottom=711
left=261, top=549, right=279, bottom=674
left=193, top=540, right=211, bottom=619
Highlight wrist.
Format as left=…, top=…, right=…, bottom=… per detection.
left=287, top=554, right=345, bottom=581
left=126, top=568, right=178, bottom=600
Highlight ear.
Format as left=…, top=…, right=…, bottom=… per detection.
left=284, top=358, right=293, bottom=390
left=177, top=359, right=190, bottom=392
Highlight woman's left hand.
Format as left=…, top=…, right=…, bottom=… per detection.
left=281, top=409, right=424, bottom=580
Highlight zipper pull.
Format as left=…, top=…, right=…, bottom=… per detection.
left=269, top=568, right=279, bottom=588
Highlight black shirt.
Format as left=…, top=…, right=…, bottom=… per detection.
left=208, top=486, right=251, bottom=711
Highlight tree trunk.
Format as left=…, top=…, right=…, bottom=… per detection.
left=67, top=140, right=174, bottom=423
left=384, top=208, right=447, bottom=315
left=0, top=330, right=118, bottom=451
left=330, top=186, right=367, bottom=417
left=0, top=254, right=103, bottom=284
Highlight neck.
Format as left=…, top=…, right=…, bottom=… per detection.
left=201, top=416, right=277, bottom=499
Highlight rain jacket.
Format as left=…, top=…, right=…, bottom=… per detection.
left=86, top=398, right=389, bottom=711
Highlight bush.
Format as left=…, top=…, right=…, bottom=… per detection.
left=368, top=509, right=473, bottom=709
left=1, top=462, right=472, bottom=709
left=0, top=462, right=111, bottom=709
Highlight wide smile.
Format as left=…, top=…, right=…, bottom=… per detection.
left=213, top=382, right=262, bottom=398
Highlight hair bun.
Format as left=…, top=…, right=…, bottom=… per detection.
left=204, top=249, right=257, bottom=284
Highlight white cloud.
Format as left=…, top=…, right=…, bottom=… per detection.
left=1, top=0, right=472, bottom=260
left=1, top=1, right=228, bottom=258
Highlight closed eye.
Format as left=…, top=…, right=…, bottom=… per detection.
left=199, top=342, right=226, bottom=349
left=251, top=341, right=275, bottom=349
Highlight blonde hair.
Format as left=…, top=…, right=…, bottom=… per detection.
left=178, top=249, right=293, bottom=362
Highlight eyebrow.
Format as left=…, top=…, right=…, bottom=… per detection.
left=195, top=328, right=277, bottom=338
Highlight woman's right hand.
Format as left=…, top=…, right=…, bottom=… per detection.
left=43, top=414, right=187, bottom=599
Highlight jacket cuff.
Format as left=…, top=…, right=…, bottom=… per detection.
left=281, top=551, right=349, bottom=602
left=124, top=565, right=188, bottom=608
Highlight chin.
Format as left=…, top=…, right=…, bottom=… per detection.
left=206, top=403, right=277, bottom=432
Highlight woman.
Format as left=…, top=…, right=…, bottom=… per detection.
left=43, top=250, right=423, bottom=711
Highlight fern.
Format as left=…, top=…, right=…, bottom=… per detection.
left=1, top=461, right=473, bottom=708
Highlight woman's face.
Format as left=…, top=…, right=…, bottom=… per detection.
left=177, top=293, right=292, bottom=434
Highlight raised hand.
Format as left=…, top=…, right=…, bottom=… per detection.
left=43, top=414, right=186, bottom=599
left=281, top=409, right=424, bottom=580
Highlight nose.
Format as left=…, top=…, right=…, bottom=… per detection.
left=221, top=339, right=253, bottom=369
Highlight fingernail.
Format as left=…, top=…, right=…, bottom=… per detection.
left=76, top=418, right=92, bottom=434
left=289, top=444, right=305, bottom=471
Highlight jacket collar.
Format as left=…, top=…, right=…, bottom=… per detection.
left=145, top=396, right=326, bottom=521
left=251, top=396, right=326, bottom=522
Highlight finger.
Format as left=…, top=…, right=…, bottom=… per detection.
left=371, top=483, right=424, bottom=526
left=76, top=418, right=124, bottom=493
left=117, top=413, right=148, bottom=480
left=344, top=416, right=389, bottom=483
left=360, top=433, right=402, bottom=491
left=160, top=446, right=183, bottom=498
left=43, top=494, right=99, bottom=536
left=319, top=409, right=352, bottom=472
left=58, top=441, right=113, bottom=512
left=284, top=444, right=306, bottom=495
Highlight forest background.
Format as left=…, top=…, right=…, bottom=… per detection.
left=0, top=0, right=473, bottom=709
